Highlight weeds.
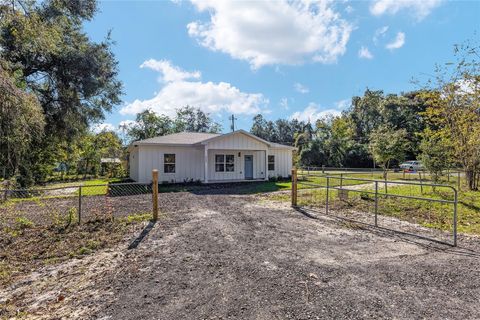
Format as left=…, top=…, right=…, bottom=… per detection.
left=0, top=213, right=154, bottom=286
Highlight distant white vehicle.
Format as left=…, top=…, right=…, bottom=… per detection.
left=399, top=160, right=424, bottom=171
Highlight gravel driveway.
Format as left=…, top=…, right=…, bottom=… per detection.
left=91, top=191, right=480, bottom=320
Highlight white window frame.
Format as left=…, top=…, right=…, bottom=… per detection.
left=226, top=154, right=235, bottom=172
left=164, top=153, right=175, bottom=173
left=215, top=154, right=225, bottom=172
left=215, top=154, right=235, bottom=172
left=268, top=155, right=275, bottom=171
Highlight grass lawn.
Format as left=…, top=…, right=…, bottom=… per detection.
left=155, top=175, right=377, bottom=195
left=270, top=177, right=480, bottom=236
left=79, top=178, right=123, bottom=196
left=0, top=179, right=124, bottom=205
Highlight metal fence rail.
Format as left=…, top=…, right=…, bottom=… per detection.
left=299, top=166, right=464, bottom=191
left=291, top=169, right=458, bottom=246
left=0, top=182, right=153, bottom=228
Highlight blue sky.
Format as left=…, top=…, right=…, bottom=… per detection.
left=85, top=0, right=480, bottom=133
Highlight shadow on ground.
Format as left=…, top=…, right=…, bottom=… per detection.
left=158, top=181, right=290, bottom=195
left=294, top=206, right=480, bottom=258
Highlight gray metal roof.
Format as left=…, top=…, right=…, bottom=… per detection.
left=134, top=132, right=221, bottom=146
left=133, top=131, right=295, bottom=150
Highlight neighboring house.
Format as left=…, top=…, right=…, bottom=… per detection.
left=128, top=130, right=295, bottom=183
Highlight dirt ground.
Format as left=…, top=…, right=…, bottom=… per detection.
left=2, top=190, right=480, bottom=319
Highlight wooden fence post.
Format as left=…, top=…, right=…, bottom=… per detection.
left=152, top=169, right=159, bottom=220
left=291, top=168, right=297, bottom=207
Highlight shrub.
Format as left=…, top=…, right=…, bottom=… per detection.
left=15, top=217, right=34, bottom=230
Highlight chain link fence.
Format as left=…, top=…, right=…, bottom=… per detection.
left=292, top=170, right=458, bottom=246
left=0, top=182, right=153, bottom=229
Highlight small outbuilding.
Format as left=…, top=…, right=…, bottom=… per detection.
left=128, top=130, right=295, bottom=183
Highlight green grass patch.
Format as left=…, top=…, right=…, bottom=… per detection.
left=269, top=178, right=480, bottom=236
left=123, top=212, right=153, bottom=224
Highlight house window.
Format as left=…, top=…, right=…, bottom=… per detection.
left=226, top=155, right=235, bottom=172
left=268, top=155, right=275, bottom=171
left=215, top=154, right=225, bottom=172
left=164, top=154, right=175, bottom=173
left=215, top=154, right=235, bottom=172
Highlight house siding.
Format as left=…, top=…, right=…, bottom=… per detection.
left=267, top=148, right=293, bottom=178
left=205, top=132, right=267, bottom=150
left=129, top=147, right=139, bottom=181
left=136, top=145, right=204, bottom=183
left=129, top=131, right=294, bottom=183
left=207, top=150, right=266, bottom=181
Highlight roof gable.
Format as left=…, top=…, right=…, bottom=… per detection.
left=198, top=130, right=270, bottom=147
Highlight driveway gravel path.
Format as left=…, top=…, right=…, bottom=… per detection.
left=92, top=192, right=480, bottom=320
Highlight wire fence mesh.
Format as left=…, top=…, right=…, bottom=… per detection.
left=0, top=183, right=153, bottom=229
left=295, top=171, right=458, bottom=246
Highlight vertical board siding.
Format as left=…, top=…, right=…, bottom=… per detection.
left=135, top=145, right=204, bottom=183
left=206, top=132, right=267, bottom=150
left=208, top=150, right=242, bottom=181
left=207, top=150, right=268, bottom=181
left=267, top=148, right=293, bottom=178
left=129, top=147, right=139, bottom=181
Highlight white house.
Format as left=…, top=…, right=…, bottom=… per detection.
left=128, top=130, right=296, bottom=183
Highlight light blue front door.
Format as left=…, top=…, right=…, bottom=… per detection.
left=244, top=155, right=253, bottom=179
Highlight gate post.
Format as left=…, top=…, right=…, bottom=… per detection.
left=152, top=169, right=159, bottom=220
left=291, top=168, right=297, bottom=207
left=453, top=187, right=458, bottom=247
left=326, top=177, right=330, bottom=215
left=374, top=181, right=378, bottom=227
left=78, top=186, right=82, bottom=223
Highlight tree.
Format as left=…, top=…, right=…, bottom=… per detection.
left=0, top=0, right=122, bottom=138
left=250, top=114, right=269, bottom=140
left=419, top=129, right=454, bottom=184
left=250, top=114, right=307, bottom=146
left=369, top=126, right=409, bottom=179
left=126, top=107, right=222, bottom=143
left=420, top=39, right=480, bottom=190
left=0, top=64, right=45, bottom=182
left=126, top=110, right=173, bottom=142
left=77, top=130, right=123, bottom=178
left=0, top=0, right=122, bottom=184
left=173, top=106, right=222, bottom=133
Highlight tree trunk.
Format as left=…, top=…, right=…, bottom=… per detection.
left=465, top=169, right=479, bottom=191
left=84, top=160, right=89, bottom=180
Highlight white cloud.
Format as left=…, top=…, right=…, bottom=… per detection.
left=345, top=5, right=354, bottom=14
left=92, top=123, right=115, bottom=133
left=294, top=82, right=309, bottom=94
left=386, top=32, right=405, bottom=50
left=121, top=60, right=267, bottom=117
left=370, top=0, right=442, bottom=20
left=373, top=26, right=389, bottom=45
left=280, top=98, right=289, bottom=110
left=187, top=0, right=353, bottom=69
left=140, top=59, right=201, bottom=83
left=118, top=120, right=136, bottom=130
left=334, top=99, right=350, bottom=110
left=358, top=46, right=374, bottom=59
left=290, top=103, right=341, bottom=123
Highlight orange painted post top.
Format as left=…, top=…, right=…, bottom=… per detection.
left=152, top=169, right=159, bottom=220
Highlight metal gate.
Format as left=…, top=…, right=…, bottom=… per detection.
left=291, top=169, right=458, bottom=246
